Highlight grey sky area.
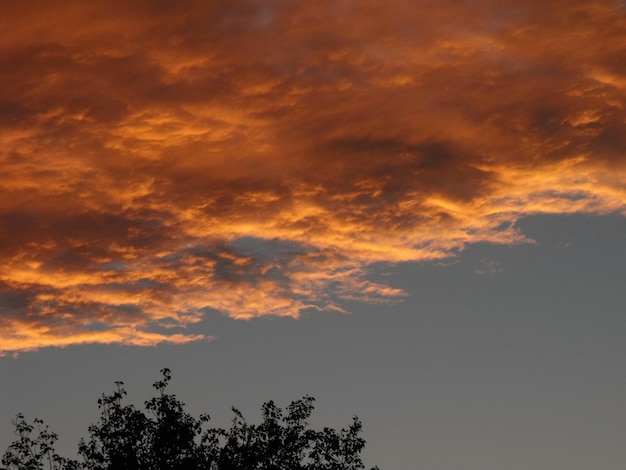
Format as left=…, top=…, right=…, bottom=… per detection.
left=2, top=212, right=624, bottom=470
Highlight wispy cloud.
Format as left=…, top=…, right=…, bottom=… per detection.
left=1, top=0, right=624, bottom=354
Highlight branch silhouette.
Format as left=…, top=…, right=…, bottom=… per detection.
left=2, top=368, right=380, bottom=470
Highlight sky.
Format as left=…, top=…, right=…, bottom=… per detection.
left=0, top=1, right=625, bottom=468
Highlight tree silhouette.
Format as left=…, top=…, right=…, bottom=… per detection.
left=2, top=369, right=380, bottom=470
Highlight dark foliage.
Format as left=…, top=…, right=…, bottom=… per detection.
left=2, top=369, right=379, bottom=470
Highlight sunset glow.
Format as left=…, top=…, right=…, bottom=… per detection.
left=1, top=0, right=625, bottom=354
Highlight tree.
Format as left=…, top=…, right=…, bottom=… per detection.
left=0, top=414, right=79, bottom=470
left=2, top=369, right=380, bottom=470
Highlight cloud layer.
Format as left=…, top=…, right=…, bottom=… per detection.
left=1, top=0, right=625, bottom=353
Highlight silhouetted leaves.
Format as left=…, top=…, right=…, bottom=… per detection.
left=2, top=369, right=379, bottom=470
left=1, top=414, right=80, bottom=470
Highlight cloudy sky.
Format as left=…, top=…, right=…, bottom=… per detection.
left=1, top=1, right=625, bottom=468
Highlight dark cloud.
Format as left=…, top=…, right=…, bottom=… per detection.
left=0, top=0, right=624, bottom=353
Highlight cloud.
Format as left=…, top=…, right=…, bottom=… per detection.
left=0, top=0, right=625, bottom=354
left=475, top=259, right=503, bottom=276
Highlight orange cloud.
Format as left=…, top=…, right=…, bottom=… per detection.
left=0, top=0, right=625, bottom=354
